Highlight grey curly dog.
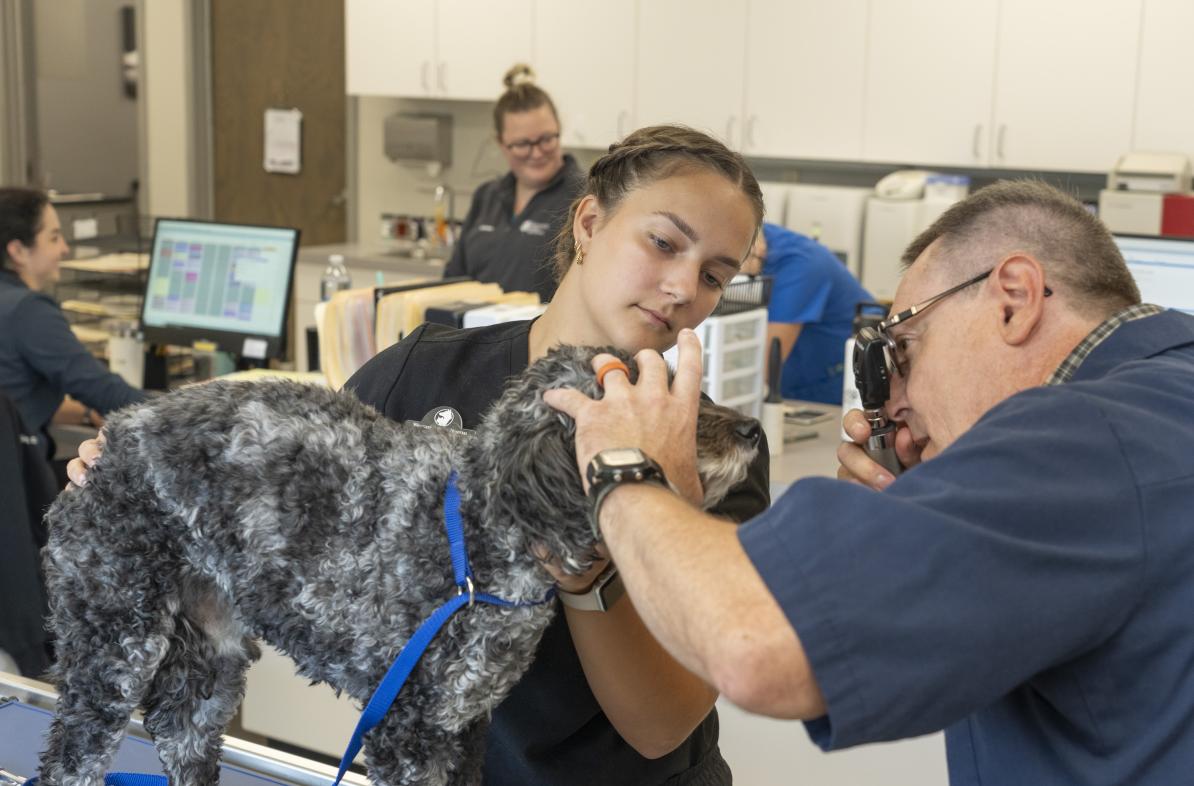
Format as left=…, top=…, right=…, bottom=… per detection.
left=37, top=345, right=762, bottom=786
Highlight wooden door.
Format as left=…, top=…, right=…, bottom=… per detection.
left=210, top=0, right=346, bottom=245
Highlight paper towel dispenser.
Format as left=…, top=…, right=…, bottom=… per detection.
left=384, top=113, right=452, bottom=166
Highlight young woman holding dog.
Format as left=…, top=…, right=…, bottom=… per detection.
left=71, top=125, right=770, bottom=785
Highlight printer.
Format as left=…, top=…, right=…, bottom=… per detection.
left=1099, top=152, right=1194, bottom=237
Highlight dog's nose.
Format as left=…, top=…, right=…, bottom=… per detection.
left=734, top=421, right=762, bottom=448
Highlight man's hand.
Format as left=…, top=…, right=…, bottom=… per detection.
left=836, top=409, right=921, bottom=490
left=66, top=434, right=105, bottom=488
left=543, top=329, right=704, bottom=505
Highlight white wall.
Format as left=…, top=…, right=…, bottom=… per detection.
left=138, top=0, right=193, bottom=218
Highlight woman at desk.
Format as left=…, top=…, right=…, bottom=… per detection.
left=0, top=187, right=145, bottom=464
left=443, top=64, right=583, bottom=302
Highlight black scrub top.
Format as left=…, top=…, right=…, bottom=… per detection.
left=444, top=155, right=583, bottom=303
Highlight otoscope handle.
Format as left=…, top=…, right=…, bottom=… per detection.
left=865, top=419, right=903, bottom=477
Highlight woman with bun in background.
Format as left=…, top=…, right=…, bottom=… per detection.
left=443, top=64, right=582, bottom=302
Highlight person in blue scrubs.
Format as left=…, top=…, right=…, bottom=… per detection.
left=548, top=180, right=1194, bottom=785
left=743, top=223, right=873, bottom=404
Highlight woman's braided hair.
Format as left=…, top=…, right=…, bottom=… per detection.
left=551, top=125, right=765, bottom=281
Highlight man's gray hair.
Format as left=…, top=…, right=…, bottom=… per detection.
left=902, top=179, right=1141, bottom=318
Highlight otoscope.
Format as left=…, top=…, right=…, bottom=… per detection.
left=851, top=325, right=903, bottom=477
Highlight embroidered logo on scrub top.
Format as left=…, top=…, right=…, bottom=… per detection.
left=477, top=224, right=495, bottom=232
left=519, top=219, right=550, bottom=237
left=420, top=406, right=465, bottom=431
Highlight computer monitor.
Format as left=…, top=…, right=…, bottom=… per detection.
left=1113, top=235, right=1194, bottom=315
left=140, top=218, right=300, bottom=361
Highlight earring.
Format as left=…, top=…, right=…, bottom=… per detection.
left=574, top=247, right=585, bottom=266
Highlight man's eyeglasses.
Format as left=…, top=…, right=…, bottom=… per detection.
left=878, top=268, right=1052, bottom=375
left=504, top=132, right=561, bottom=157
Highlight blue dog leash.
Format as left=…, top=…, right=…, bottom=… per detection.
left=328, top=471, right=554, bottom=786
left=29, top=472, right=554, bottom=786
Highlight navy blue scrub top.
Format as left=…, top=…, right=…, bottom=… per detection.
left=740, top=310, right=1194, bottom=785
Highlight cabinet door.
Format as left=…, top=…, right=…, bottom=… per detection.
left=535, top=0, right=636, bottom=149
left=635, top=0, right=748, bottom=148
left=345, top=0, right=435, bottom=96
left=435, top=0, right=534, bottom=101
left=1133, top=0, right=1194, bottom=161
left=744, top=0, right=867, bottom=160
left=992, top=0, right=1142, bottom=172
left=863, top=0, right=999, bottom=167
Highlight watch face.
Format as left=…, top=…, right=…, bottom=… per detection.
left=599, top=448, right=645, bottom=467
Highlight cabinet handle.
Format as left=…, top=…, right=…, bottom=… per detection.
left=617, top=110, right=629, bottom=139
left=972, top=124, right=982, bottom=159
left=437, top=62, right=446, bottom=94
left=420, top=61, right=430, bottom=93
left=746, top=115, right=758, bottom=149
left=997, top=124, right=1007, bottom=161
left=725, top=116, right=736, bottom=147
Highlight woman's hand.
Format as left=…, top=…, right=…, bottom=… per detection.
left=66, top=433, right=105, bottom=488
left=836, top=409, right=921, bottom=490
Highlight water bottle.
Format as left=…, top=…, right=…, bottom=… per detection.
left=320, top=254, right=351, bottom=301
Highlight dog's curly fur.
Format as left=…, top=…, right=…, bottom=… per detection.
left=38, top=345, right=760, bottom=786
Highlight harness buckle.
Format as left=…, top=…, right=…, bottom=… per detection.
left=456, top=576, right=475, bottom=608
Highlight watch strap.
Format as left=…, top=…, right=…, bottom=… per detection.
left=556, top=562, right=625, bottom=612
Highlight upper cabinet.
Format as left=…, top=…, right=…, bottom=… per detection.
left=347, top=0, right=1168, bottom=174
left=634, top=0, right=747, bottom=148
left=346, top=0, right=435, bottom=96
left=1133, top=0, right=1194, bottom=162
left=743, top=0, right=867, bottom=161
left=535, top=0, right=637, bottom=150
left=345, top=0, right=532, bottom=100
left=990, top=0, right=1142, bottom=172
left=863, top=1, right=999, bottom=168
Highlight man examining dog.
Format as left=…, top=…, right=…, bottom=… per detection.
left=546, top=180, right=1194, bottom=785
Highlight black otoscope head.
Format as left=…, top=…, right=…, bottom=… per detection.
left=853, top=325, right=896, bottom=411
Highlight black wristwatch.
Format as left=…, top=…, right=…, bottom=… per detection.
left=586, top=447, right=670, bottom=539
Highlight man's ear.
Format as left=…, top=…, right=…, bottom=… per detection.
left=572, top=195, right=602, bottom=251
left=993, top=253, right=1048, bottom=345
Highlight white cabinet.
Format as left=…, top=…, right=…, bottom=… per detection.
left=1133, top=0, right=1194, bottom=161
left=634, top=0, right=748, bottom=148
left=346, top=0, right=532, bottom=100
left=743, top=0, right=867, bottom=161
left=436, top=0, right=533, bottom=100
left=346, top=0, right=435, bottom=96
left=535, top=0, right=637, bottom=149
left=862, top=1, right=999, bottom=167
left=991, top=0, right=1142, bottom=172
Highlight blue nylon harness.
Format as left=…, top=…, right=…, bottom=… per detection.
left=28, top=471, right=553, bottom=786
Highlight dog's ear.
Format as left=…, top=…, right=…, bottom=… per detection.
left=478, top=345, right=634, bottom=574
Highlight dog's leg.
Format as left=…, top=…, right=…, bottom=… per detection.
left=362, top=711, right=489, bottom=786
left=140, top=615, right=255, bottom=786
left=38, top=599, right=173, bottom=786
left=140, top=578, right=257, bottom=786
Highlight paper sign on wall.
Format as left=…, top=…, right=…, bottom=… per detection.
left=264, top=108, right=302, bottom=175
